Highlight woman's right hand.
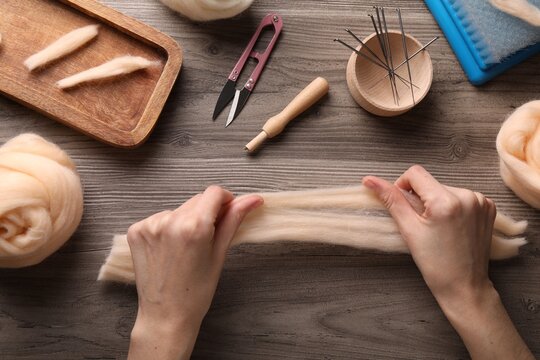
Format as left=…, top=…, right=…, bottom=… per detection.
left=363, top=165, right=533, bottom=360
left=363, top=165, right=495, bottom=303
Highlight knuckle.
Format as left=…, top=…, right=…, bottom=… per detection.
left=461, top=190, right=479, bottom=207
left=434, top=194, right=461, bottom=216
left=409, top=164, right=426, bottom=175
left=171, top=216, right=203, bottom=242
left=205, top=185, right=223, bottom=195
left=127, top=222, right=144, bottom=244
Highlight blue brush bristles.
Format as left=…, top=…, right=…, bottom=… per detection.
left=425, top=0, right=540, bottom=84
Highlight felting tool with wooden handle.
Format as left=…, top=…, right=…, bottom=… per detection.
left=245, top=77, right=329, bottom=153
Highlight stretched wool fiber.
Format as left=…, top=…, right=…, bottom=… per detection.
left=158, top=0, right=254, bottom=21
left=98, top=186, right=528, bottom=283
left=56, top=56, right=160, bottom=89
left=0, top=134, right=83, bottom=268
left=490, top=0, right=540, bottom=26
left=24, top=24, right=99, bottom=71
left=497, top=100, right=540, bottom=209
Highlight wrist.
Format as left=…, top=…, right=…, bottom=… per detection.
left=129, top=311, right=200, bottom=360
left=436, top=280, right=498, bottom=318
left=435, top=280, right=501, bottom=333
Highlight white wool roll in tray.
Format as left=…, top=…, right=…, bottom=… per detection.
left=497, top=100, right=540, bottom=209
left=56, top=56, right=159, bottom=89
left=98, top=186, right=528, bottom=284
left=0, top=134, right=83, bottom=267
left=159, top=0, right=254, bottom=21
left=24, top=25, right=99, bottom=71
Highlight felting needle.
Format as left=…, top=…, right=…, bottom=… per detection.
left=381, top=7, right=399, bottom=105
left=335, top=38, right=419, bottom=91
left=368, top=36, right=439, bottom=90
left=375, top=7, right=397, bottom=105
left=334, top=39, right=389, bottom=71
left=397, top=8, right=415, bottom=104
left=394, top=36, right=439, bottom=70
left=345, top=28, right=388, bottom=70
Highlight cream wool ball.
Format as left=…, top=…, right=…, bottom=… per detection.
left=159, top=0, right=254, bottom=21
left=0, top=134, right=83, bottom=267
left=497, top=100, right=540, bottom=209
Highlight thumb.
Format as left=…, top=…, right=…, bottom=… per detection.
left=212, top=194, right=264, bottom=262
left=363, top=176, right=418, bottom=230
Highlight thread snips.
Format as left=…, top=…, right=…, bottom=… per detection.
left=212, top=14, right=283, bottom=127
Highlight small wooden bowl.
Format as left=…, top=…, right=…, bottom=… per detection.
left=346, top=30, right=432, bottom=117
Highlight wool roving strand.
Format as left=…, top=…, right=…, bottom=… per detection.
left=490, top=0, right=540, bottom=26
left=497, top=100, right=540, bottom=209
left=98, top=186, right=527, bottom=283
left=24, top=25, right=99, bottom=71
left=158, top=0, right=254, bottom=21
left=56, top=56, right=160, bottom=89
left=0, top=134, right=83, bottom=267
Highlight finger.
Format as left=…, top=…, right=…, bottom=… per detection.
left=486, top=198, right=497, bottom=227
left=394, top=165, right=445, bottom=203
left=363, top=176, right=419, bottom=230
left=399, top=188, right=425, bottom=215
left=195, top=186, right=234, bottom=223
left=445, top=186, right=484, bottom=208
left=173, top=193, right=203, bottom=214
left=212, top=195, right=264, bottom=262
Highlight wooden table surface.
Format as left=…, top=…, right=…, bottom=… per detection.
left=1, top=1, right=539, bottom=359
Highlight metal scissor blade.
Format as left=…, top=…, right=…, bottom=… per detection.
left=226, top=90, right=241, bottom=127
left=225, top=88, right=251, bottom=127
left=213, top=80, right=237, bottom=120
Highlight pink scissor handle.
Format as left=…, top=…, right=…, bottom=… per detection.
left=228, top=14, right=283, bottom=92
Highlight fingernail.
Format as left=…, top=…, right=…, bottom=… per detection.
left=363, top=177, right=378, bottom=190
left=252, top=196, right=264, bottom=207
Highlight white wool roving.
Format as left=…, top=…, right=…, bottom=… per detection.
left=98, top=186, right=528, bottom=283
left=490, top=0, right=540, bottom=26
left=158, top=0, right=254, bottom=21
left=497, top=100, right=540, bottom=209
left=0, top=134, right=83, bottom=267
left=24, top=24, right=99, bottom=71
left=56, top=56, right=159, bottom=89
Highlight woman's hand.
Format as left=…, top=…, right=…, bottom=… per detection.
left=363, top=165, right=495, bottom=303
left=127, top=186, right=263, bottom=360
left=363, top=165, right=533, bottom=360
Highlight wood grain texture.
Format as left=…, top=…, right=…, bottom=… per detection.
left=0, top=0, right=539, bottom=359
left=0, top=0, right=182, bottom=148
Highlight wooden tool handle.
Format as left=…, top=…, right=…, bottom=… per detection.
left=262, top=77, right=329, bottom=138
left=245, top=77, right=329, bottom=153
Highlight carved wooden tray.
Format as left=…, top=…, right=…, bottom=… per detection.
left=0, top=0, right=182, bottom=148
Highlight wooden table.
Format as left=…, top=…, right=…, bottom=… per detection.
left=0, top=1, right=538, bottom=358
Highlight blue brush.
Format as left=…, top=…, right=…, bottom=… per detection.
left=424, top=0, right=540, bottom=85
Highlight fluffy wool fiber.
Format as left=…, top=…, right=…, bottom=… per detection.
left=497, top=100, right=540, bottom=208
left=158, top=0, right=254, bottom=21
left=56, top=56, right=159, bottom=89
left=0, top=134, right=83, bottom=267
left=98, top=186, right=527, bottom=283
left=490, top=0, right=540, bottom=26
left=24, top=25, right=99, bottom=71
